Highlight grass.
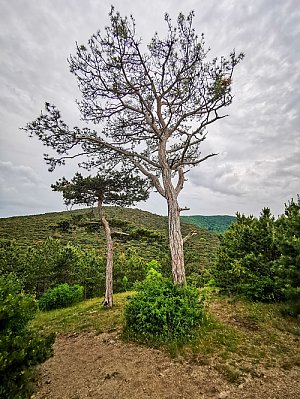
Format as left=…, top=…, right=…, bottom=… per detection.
left=31, top=292, right=300, bottom=383
left=31, top=292, right=134, bottom=336
left=202, top=297, right=300, bottom=380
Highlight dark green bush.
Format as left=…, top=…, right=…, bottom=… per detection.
left=213, top=199, right=300, bottom=306
left=124, top=270, right=204, bottom=345
left=0, top=238, right=106, bottom=299
left=275, top=198, right=300, bottom=316
left=213, top=208, right=282, bottom=301
left=38, top=283, right=84, bottom=311
left=0, top=274, right=54, bottom=399
left=113, top=248, right=148, bottom=292
left=129, top=226, right=164, bottom=241
left=54, top=219, right=72, bottom=232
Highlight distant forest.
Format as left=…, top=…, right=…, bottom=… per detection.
left=181, top=215, right=236, bottom=233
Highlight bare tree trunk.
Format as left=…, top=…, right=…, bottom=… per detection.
left=97, top=197, right=113, bottom=307
left=167, top=195, right=186, bottom=285
left=158, top=135, right=186, bottom=285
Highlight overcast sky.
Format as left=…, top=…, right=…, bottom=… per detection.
left=0, top=0, right=299, bottom=219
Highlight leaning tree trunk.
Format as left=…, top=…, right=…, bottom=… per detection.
left=97, top=197, right=113, bottom=307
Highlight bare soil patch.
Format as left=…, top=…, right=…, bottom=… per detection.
left=33, top=332, right=300, bottom=399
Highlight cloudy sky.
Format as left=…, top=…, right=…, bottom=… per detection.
left=0, top=0, right=299, bottom=219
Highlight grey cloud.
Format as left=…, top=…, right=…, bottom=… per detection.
left=0, top=161, right=43, bottom=185
left=0, top=0, right=299, bottom=218
left=187, top=147, right=299, bottom=216
left=0, top=160, right=64, bottom=217
left=189, top=162, right=245, bottom=197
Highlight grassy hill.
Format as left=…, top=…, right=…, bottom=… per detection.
left=181, top=215, right=236, bottom=233
left=0, top=207, right=220, bottom=275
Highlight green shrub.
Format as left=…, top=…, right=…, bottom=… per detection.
left=113, top=248, right=148, bottom=292
left=53, top=219, right=72, bottom=232
left=0, top=239, right=23, bottom=278
left=0, top=274, right=54, bottom=399
left=124, top=270, right=204, bottom=345
left=38, top=283, right=84, bottom=311
left=129, top=226, right=164, bottom=241
left=0, top=238, right=106, bottom=300
left=213, top=209, right=282, bottom=301
left=213, top=200, right=300, bottom=305
left=275, top=198, right=300, bottom=317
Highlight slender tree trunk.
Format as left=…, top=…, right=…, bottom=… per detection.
left=97, top=197, right=113, bottom=307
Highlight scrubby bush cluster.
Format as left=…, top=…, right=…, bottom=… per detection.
left=38, top=283, right=84, bottom=311
left=0, top=238, right=105, bottom=299
left=0, top=239, right=155, bottom=299
left=213, top=198, right=300, bottom=312
left=213, top=208, right=280, bottom=301
left=275, top=199, right=300, bottom=316
left=124, top=268, right=205, bottom=345
left=0, top=274, right=54, bottom=399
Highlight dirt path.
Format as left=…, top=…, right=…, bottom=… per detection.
left=32, top=332, right=300, bottom=399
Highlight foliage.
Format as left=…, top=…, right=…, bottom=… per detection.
left=0, top=239, right=21, bottom=276
left=181, top=215, right=236, bottom=233
left=0, top=238, right=105, bottom=299
left=0, top=207, right=220, bottom=295
left=38, top=283, right=84, bottom=311
left=124, top=270, right=205, bottom=345
left=213, top=199, right=300, bottom=305
left=0, top=237, right=168, bottom=299
left=0, top=206, right=216, bottom=278
left=52, top=171, right=150, bottom=208
left=129, top=226, right=164, bottom=241
left=113, top=248, right=147, bottom=291
left=213, top=208, right=281, bottom=301
left=0, top=274, right=54, bottom=399
left=275, top=197, right=300, bottom=316
left=51, top=219, right=72, bottom=233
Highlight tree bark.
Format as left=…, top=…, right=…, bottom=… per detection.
left=159, top=136, right=186, bottom=285
left=97, top=197, right=113, bottom=307
left=167, top=194, right=186, bottom=285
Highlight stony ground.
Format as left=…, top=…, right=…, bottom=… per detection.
left=32, top=332, right=300, bottom=399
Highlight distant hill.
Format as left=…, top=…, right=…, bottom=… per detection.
left=181, top=215, right=236, bottom=233
left=0, top=207, right=220, bottom=274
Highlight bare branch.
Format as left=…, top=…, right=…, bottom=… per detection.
left=179, top=206, right=190, bottom=212
left=175, top=167, right=185, bottom=196
left=183, top=231, right=197, bottom=243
